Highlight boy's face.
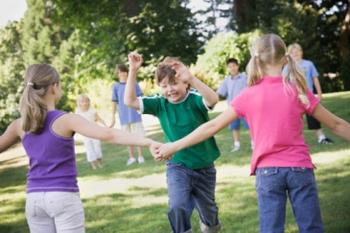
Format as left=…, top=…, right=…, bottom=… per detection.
left=159, top=77, right=188, bottom=103
left=290, top=48, right=303, bottom=61
left=117, top=70, right=128, bottom=82
left=227, top=62, right=239, bottom=76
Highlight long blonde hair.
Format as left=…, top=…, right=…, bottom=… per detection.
left=20, top=64, right=60, bottom=133
left=246, top=34, right=309, bottom=105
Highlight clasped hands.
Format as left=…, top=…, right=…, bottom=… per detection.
left=149, top=141, right=177, bottom=161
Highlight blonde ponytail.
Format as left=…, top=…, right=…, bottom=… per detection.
left=246, top=53, right=263, bottom=86
left=19, top=64, right=60, bottom=133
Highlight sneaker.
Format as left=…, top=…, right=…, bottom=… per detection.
left=138, top=156, right=145, bottom=164
left=127, top=157, right=136, bottom=166
left=231, top=145, right=240, bottom=152
left=319, top=137, right=334, bottom=144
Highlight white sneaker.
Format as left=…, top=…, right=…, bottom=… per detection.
left=138, top=156, right=145, bottom=164
left=231, top=145, right=240, bottom=152
left=127, top=157, right=136, bottom=166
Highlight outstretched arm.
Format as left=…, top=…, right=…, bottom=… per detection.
left=171, top=61, right=218, bottom=107
left=0, top=119, right=21, bottom=153
left=156, top=107, right=238, bottom=160
left=124, top=52, right=143, bottom=110
left=312, top=104, right=350, bottom=141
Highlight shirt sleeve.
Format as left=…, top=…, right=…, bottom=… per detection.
left=309, top=61, right=319, bottom=78
left=231, top=91, right=247, bottom=118
left=141, top=95, right=161, bottom=116
left=111, top=84, right=118, bottom=102
left=305, top=90, right=320, bottom=115
left=217, top=79, right=227, bottom=98
left=136, top=83, right=143, bottom=97
left=191, top=92, right=212, bottom=113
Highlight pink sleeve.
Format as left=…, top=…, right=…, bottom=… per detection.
left=305, top=90, right=320, bottom=115
left=230, top=92, right=247, bottom=118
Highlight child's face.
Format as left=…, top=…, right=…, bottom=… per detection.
left=118, top=70, right=128, bottom=82
left=78, top=97, right=90, bottom=111
left=227, top=62, right=239, bottom=76
left=159, top=77, right=188, bottom=103
left=290, top=48, right=303, bottom=61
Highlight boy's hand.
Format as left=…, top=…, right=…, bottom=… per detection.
left=149, top=141, right=163, bottom=160
left=128, top=52, right=143, bottom=71
left=155, top=142, right=177, bottom=161
left=168, top=61, right=194, bottom=84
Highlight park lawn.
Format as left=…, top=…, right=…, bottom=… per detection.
left=0, top=91, right=349, bottom=233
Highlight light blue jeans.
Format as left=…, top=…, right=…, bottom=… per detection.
left=25, top=192, right=85, bottom=233
left=255, top=167, right=324, bottom=233
left=166, top=161, right=221, bottom=233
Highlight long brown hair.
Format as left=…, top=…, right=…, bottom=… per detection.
left=20, top=64, right=60, bottom=133
left=246, top=34, right=309, bottom=105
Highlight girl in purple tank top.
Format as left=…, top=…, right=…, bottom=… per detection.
left=0, top=64, right=159, bottom=233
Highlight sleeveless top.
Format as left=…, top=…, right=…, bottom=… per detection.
left=22, top=110, right=79, bottom=193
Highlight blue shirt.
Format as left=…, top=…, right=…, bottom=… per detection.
left=283, top=59, right=319, bottom=92
left=112, top=82, right=143, bottom=125
left=217, top=73, right=247, bottom=104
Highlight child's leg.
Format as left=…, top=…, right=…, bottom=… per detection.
left=229, top=119, right=241, bottom=152
left=51, top=192, right=85, bottom=233
left=26, top=193, right=56, bottom=233
left=287, top=168, right=324, bottom=233
left=192, top=165, right=221, bottom=233
left=256, top=167, right=287, bottom=233
left=167, top=162, right=195, bottom=233
left=90, top=161, right=97, bottom=170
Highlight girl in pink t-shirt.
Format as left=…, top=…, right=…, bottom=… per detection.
left=155, top=34, right=350, bottom=233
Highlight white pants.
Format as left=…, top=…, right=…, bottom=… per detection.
left=83, top=138, right=102, bottom=162
left=121, top=122, right=145, bottom=136
left=25, top=192, right=85, bottom=233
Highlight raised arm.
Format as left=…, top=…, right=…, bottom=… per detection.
left=312, top=104, right=350, bottom=141
left=124, top=52, right=143, bottom=110
left=0, top=119, right=21, bottom=153
left=156, top=107, right=238, bottom=160
left=170, top=61, right=218, bottom=107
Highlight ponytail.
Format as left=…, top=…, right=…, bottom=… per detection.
left=284, top=54, right=309, bottom=105
left=19, top=64, right=60, bottom=133
left=246, top=53, right=263, bottom=87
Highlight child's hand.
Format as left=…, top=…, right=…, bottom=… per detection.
left=149, top=140, right=163, bottom=160
left=156, top=142, right=177, bottom=161
left=128, top=52, right=143, bottom=71
left=168, top=61, right=194, bottom=83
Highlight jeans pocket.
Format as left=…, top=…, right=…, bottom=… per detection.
left=255, top=168, right=280, bottom=192
left=25, top=198, right=37, bottom=218
left=290, top=168, right=315, bottom=188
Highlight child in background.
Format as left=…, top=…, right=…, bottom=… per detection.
left=217, top=58, right=252, bottom=152
left=0, top=64, right=157, bottom=233
left=124, top=53, right=221, bottom=233
left=155, top=34, right=350, bottom=233
left=110, top=64, right=146, bottom=165
left=76, top=94, right=106, bottom=170
left=287, top=43, right=333, bottom=144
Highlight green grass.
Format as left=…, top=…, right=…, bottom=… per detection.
left=0, top=91, right=349, bottom=233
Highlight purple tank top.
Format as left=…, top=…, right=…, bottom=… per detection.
left=22, top=110, right=79, bottom=193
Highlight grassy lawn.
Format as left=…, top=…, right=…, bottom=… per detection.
left=0, top=91, right=349, bottom=233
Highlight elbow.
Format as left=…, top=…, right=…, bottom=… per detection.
left=124, top=98, right=132, bottom=107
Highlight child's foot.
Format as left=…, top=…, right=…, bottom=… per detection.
left=127, top=157, right=136, bottom=166
left=138, top=156, right=145, bottom=164
left=231, top=145, right=240, bottom=152
left=318, top=137, right=334, bottom=144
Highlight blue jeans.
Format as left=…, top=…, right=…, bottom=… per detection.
left=166, top=162, right=221, bottom=233
left=229, top=118, right=249, bottom=130
left=255, top=167, right=324, bottom=233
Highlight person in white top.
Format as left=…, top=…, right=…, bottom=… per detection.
left=76, top=94, right=106, bottom=169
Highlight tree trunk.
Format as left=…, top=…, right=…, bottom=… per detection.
left=339, top=0, right=350, bottom=90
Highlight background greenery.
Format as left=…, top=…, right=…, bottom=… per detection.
left=0, top=0, right=350, bottom=132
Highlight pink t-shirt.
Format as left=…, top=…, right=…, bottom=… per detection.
left=231, top=76, right=320, bottom=175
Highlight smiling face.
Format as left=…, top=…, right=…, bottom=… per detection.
left=77, top=95, right=90, bottom=111
left=227, top=62, right=239, bottom=76
left=158, top=77, right=189, bottom=103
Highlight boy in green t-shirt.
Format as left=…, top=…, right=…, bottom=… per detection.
left=124, top=52, right=221, bottom=233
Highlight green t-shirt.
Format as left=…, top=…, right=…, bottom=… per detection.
left=141, top=91, right=220, bottom=169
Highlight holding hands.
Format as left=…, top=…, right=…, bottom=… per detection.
left=128, top=52, right=143, bottom=71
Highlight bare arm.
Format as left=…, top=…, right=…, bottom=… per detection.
left=312, top=104, right=350, bottom=141
left=124, top=52, right=142, bottom=110
left=96, top=113, right=107, bottom=127
left=110, top=102, right=117, bottom=128
left=156, top=107, right=238, bottom=159
left=56, top=113, right=153, bottom=147
left=0, top=119, right=21, bottom=153
left=313, top=77, right=322, bottom=100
